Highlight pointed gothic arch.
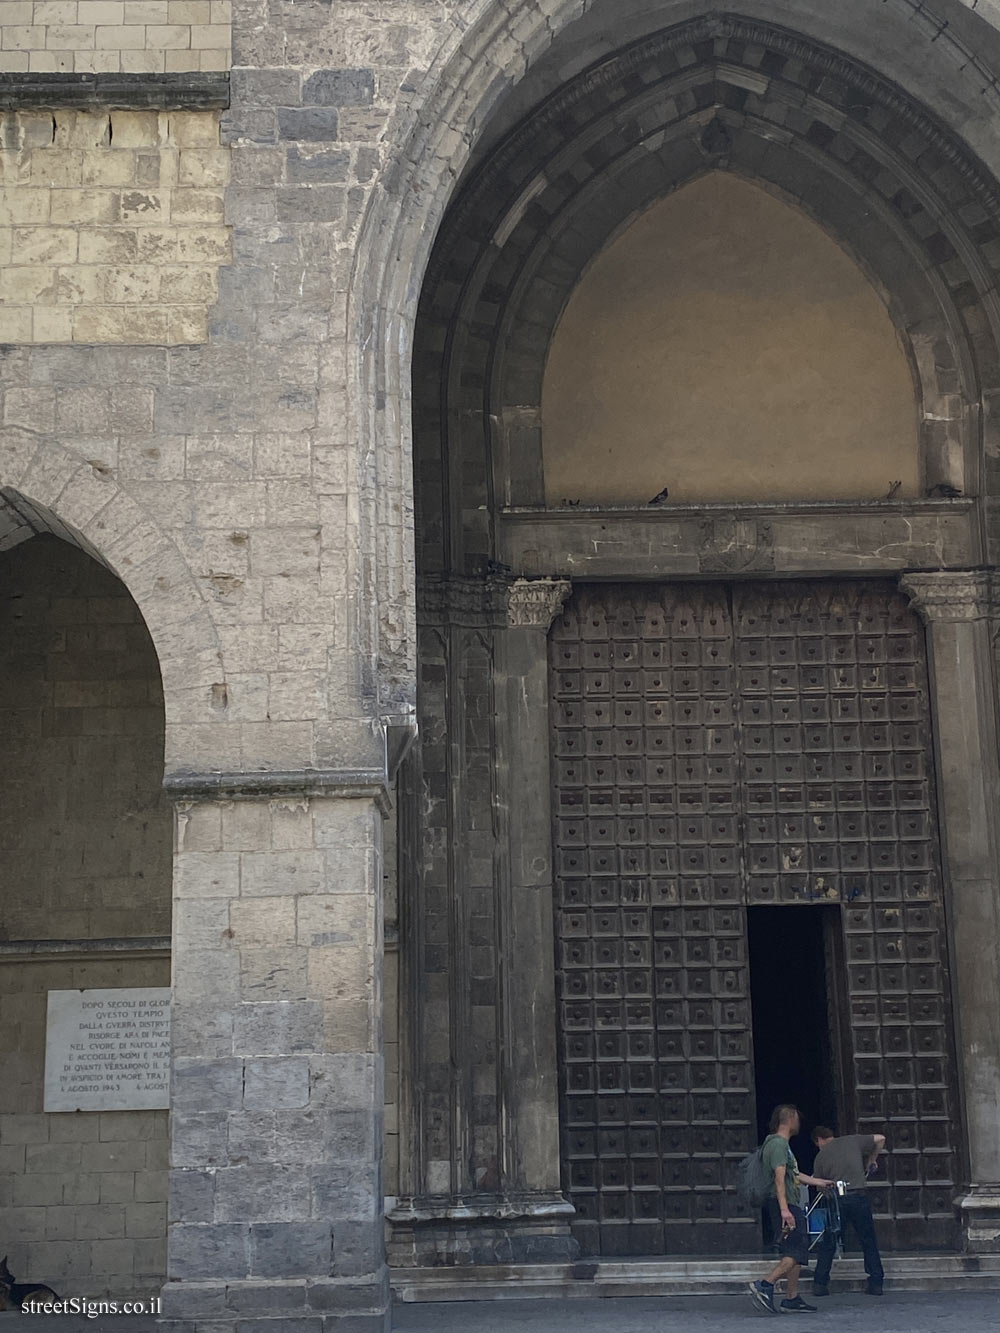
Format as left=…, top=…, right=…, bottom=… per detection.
left=0, top=444, right=223, bottom=765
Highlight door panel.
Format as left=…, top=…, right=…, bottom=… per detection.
left=550, top=581, right=960, bottom=1256
left=552, top=586, right=750, bottom=1256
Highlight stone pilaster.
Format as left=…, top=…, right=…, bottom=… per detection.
left=493, top=580, right=576, bottom=1239
left=901, top=571, right=1000, bottom=1252
left=389, top=577, right=504, bottom=1260
left=161, top=776, right=390, bottom=1330
left=390, top=576, right=575, bottom=1265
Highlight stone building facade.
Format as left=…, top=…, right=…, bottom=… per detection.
left=2, top=1, right=1000, bottom=1330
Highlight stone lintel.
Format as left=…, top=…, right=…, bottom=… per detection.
left=164, top=768, right=390, bottom=812
left=499, top=510, right=977, bottom=579
left=900, top=569, right=998, bottom=622
left=0, top=72, right=230, bottom=110
left=506, top=577, right=572, bottom=629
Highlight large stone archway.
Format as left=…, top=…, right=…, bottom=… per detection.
left=352, top=0, right=1000, bottom=716
left=378, top=5, right=1000, bottom=1270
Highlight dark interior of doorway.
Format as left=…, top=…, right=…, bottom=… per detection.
left=748, top=905, right=843, bottom=1176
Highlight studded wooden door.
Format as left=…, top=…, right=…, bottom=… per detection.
left=549, top=582, right=959, bottom=1256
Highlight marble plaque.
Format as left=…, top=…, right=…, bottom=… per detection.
left=44, top=988, right=171, bottom=1112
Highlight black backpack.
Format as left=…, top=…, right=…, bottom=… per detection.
left=737, top=1136, right=777, bottom=1207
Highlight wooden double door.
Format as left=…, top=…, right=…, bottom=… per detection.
left=549, top=581, right=960, bottom=1255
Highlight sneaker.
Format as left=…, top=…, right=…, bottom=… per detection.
left=812, top=1284, right=830, bottom=1297
left=749, top=1280, right=777, bottom=1313
left=780, top=1297, right=819, bottom=1313
left=865, top=1283, right=883, bottom=1296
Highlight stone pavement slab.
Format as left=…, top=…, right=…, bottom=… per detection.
left=0, top=1291, right=996, bottom=1332
left=392, top=1291, right=1000, bottom=1332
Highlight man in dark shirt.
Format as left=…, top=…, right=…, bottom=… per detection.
left=811, top=1126, right=887, bottom=1296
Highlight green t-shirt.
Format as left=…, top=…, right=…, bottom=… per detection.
left=762, top=1133, right=801, bottom=1207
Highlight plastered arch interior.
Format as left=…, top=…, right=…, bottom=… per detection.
left=541, top=172, right=920, bottom=505
left=412, top=12, right=1000, bottom=576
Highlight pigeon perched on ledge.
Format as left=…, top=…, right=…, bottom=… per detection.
left=925, top=482, right=962, bottom=498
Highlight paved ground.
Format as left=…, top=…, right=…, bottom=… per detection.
left=1, top=1290, right=996, bottom=1330
left=393, top=1292, right=1000, bottom=1331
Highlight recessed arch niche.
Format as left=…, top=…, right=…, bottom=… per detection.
left=413, top=13, right=1000, bottom=576
left=541, top=172, right=919, bottom=505
left=0, top=492, right=171, bottom=1298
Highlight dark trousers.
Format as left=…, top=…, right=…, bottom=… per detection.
left=814, top=1191, right=884, bottom=1286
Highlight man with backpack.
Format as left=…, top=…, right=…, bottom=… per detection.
left=810, top=1125, right=887, bottom=1296
left=748, top=1104, right=835, bottom=1314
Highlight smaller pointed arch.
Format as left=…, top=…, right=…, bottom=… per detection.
left=0, top=441, right=223, bottom=766
left=541, top=173, right=920, bottom=505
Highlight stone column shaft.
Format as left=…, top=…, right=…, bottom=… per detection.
left=497, top=579, right=573, bottom=1205
left=902, top=572, right=1000, bottom=1251
left=391, top=577, right=575, bottom=1264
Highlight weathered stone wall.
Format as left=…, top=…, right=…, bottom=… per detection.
left=166, top=791, right=383, bottom=1321
left=0, top=534, right=170, bottom=1298
left=0, top=109, right=230, bottom=345
left=0, top=0, right=231, bottom=75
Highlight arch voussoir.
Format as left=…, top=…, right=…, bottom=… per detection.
left=0, top=440, right=223, bottom=742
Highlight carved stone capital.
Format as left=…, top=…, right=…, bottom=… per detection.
left=506, top=578, right=572, bottom=630
left=416, top=575, right=509, bottom=628
left=899, top=571, right=997, bottom=624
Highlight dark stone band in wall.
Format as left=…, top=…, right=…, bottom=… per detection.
left=0, top=72, right=230, bottom=111
left=0, top=937, right=171, bottom=957
left=163, top=768, right=390, bottom=806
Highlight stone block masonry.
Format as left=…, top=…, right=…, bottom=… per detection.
left=162, top=791, right=387, bottom=1327
left=0, top=0, right=231, bottom=75
left=0, top=106, right=230, bottom=342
